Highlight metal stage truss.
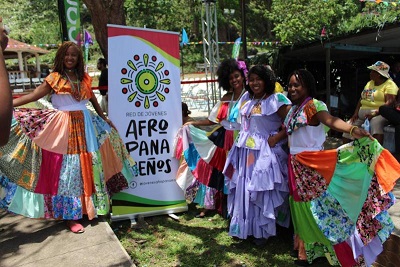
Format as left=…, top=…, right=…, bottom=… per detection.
left=201, top=0, right=220, bottom=113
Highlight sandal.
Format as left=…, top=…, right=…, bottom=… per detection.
left=195, top=211, right=207, bottom=218
left=66, top=220, right=85, bottom=234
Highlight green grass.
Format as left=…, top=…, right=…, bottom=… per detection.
left=111, top=204, right=331, bottom=267
left=19, top=102, right=40, bottom=108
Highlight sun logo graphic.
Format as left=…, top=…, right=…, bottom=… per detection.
left=120, top=53, right=171, bottom=109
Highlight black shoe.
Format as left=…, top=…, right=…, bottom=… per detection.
left=252, top=238, right=268, bottom=246
left=290, top=250, right=298, bottom=258
left=294, top=259, right=310, bottom=266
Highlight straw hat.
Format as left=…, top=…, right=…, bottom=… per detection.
left=367, top=61, right=391, bottom=78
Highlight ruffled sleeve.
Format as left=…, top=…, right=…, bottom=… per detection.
left=82, top=73, right=94, bottom=99
left=265, top=93, right=291, bottom=115
left=45, top=72, right=68, bottom=93
left=45, top=72, right=94, bottom=100
left=304, top=99, right=328, bottom=120
left=277, top=93, right=292, bottom=106
left=240, top=92, right=291, bottom=117
left=208, top=101, right=229, bottom=123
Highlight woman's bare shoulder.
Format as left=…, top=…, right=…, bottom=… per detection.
left=221, top=92, right=232, bottom=101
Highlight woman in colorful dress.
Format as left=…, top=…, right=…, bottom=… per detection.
left=284, top=69, right=400, bottom=266
left=0, top=41, right=138, bottom=233
left=223, top=65, right=292, bottom=244
left=174, top=58, right=247, bottom=218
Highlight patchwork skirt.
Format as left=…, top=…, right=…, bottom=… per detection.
left=0, top=108, right=138, bottom=220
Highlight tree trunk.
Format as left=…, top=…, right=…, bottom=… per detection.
left=266, top=0, right=272, bottom=40
left=82, top=0, right=126, bottom=59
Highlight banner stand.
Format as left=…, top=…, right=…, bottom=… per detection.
left=111, top=206, right=188, bottom=224
left=108, top=25, right=187, bottom=221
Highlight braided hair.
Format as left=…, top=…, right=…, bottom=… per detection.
left=287, top=69, right=317, bottom=99
left=53, top=41, right=85, bottom=81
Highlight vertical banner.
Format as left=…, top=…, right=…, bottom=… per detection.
left=58, top=0, right=81, bottom=43
left=108, top=25, right=187, bottom=220
left=57, top=0, right=68, bottom=41
left=83, top=30, right=93, bottom=68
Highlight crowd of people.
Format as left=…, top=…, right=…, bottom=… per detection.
left=1, top=17, right=400, bottom=265
left=177, top=59, right=400, bottom=266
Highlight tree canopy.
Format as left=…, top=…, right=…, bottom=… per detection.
left=1, top=0, right=400, bottom=63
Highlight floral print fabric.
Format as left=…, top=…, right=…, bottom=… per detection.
left=291, top=137, right=400, bottom=266
left=285, top=98, right=328, bottom=135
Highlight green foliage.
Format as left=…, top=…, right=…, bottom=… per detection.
left=181, top=44, right=204, bottom=73
left=267, top=0, right=400, bottom=45
left=247, top=0, right=272, bottom=40
left=125, top=0, right=199, bottom=32
left=3, top=0, right=400, bottom=71
left=0, top=0, right=103, bottom=68
left=340, top=2, right=400, bottom=34
left=267, top=0, right=359, bottom=43
left=1, top=0, right=60, bottom=44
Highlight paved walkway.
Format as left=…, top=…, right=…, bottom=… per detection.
left=0, top=212, right=134, bottom=267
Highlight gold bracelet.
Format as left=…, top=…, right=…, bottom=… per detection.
left=349, top=126, right=358, bottom=137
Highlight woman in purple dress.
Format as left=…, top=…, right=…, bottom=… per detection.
left=223, top=65, right=291, bottom=244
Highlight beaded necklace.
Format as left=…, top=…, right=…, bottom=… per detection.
left=64, top=70, right=81, bottom=101
left=245, top=93, right=267, bottom=120
left=242, top=93, right=267, bottom=131
left=285, top=96, right=311, bottom=135
left=228, top=88, right=245, bottom=117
